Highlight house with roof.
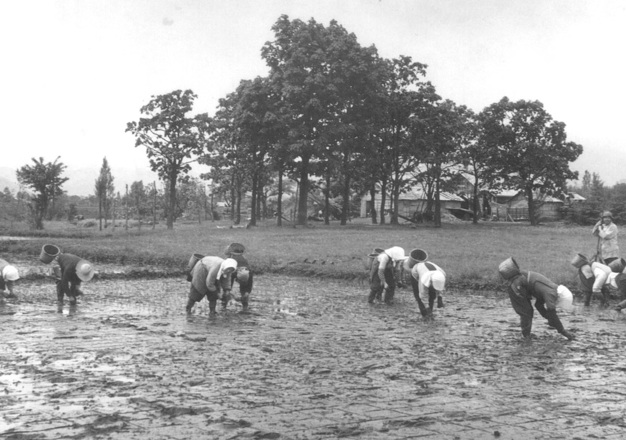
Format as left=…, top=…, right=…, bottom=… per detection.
left=360, top=186, right=464, bottom=219
left=490, top=190, right=566, bottom=221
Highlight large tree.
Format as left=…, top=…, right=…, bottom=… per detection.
left=479, top=97, right=583, bottom=225
left=262, top=15, right=382, bottom=225
left=126, top=89, right=210, bottom=229
left=377, top=56, right=438, bottom=225
left=16, top=157, right=68, bottom=230
left=411, top=99, right=471, bottom=227
left=94, top=157, right=115, bottom=231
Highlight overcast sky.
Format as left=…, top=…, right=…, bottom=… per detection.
left=2, top=0, right=625, bottom=192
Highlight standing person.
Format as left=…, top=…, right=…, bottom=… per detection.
left=368, top=246, right=405, bottom=304
left=572, top=253, right=612, bottom=306
left=409, top=260, right=446, bottom=318
left=499, top=258, right=575, bottom=341
left=592, top=211, right=619, bottom=265
left=55, top=253, right=95, bottom=304
left=0, top=258, right=20, bottom=299
left=186, top=256, right=237, bottom=314
left=225, top=243, right=254, bottom=311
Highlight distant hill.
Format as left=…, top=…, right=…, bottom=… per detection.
left=0, top=165, right=161, bottom=197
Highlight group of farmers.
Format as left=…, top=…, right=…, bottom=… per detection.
left=1, top=212, right=623, bottom=342
left=185, top=243, right=254, bottom=314
left=366, top=211, right=624, bottom=342
left=1, top=242, right=254, bottom=315
left=1, top=247, right=95, bottom=304
left=367, top=246, right=446, bottom=319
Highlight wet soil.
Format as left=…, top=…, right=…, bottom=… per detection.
left=2, top=275, right=626, bottom=439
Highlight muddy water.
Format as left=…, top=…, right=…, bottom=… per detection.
left=2, top=276, right=626, bottom=439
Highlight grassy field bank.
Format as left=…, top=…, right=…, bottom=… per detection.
left=0, top=218, right=599, bottom=291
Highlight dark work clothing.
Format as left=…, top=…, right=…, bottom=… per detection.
left=230, top=254, right=254, bottom=309
left=368, top=259, right=395, bottom=304
left=507, top=271, right=566, bottom=338
left=410, top=275, right=438, bottom=317
left=56, top=253, right=83, bottom=302
left=613, top=274, right=626, bottom=310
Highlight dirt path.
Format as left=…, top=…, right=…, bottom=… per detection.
left=2, top=276, right=626, bottom=439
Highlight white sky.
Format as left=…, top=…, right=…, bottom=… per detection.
left=2, top=0, right=625, bottom=192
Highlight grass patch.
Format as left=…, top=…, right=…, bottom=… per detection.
left=0, top=218, right=598, bottom=291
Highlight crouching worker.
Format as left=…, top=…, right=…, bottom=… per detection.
left=55, top=253, right=95, bottom=304
left=225, top=243, right=254, bottom=311
left=571, top=253, right=612, bottom=306
left=409, top=260, right=446, bottom=318
left=186, top=256, right=237, bottom=314
left=0, top=259, right=20, bottom=299
left=368, top=246, right=405, bottom=304
left=499, top=257, right=575, bottom=341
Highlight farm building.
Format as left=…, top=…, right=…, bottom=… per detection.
left=360, top=187, right=464, bottom=219
left=490, top=190, right=565, bottom=221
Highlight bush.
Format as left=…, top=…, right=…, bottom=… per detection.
left=80, top=219, right=97, bottom=228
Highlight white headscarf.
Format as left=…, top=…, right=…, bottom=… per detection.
left=217, top=258, right=237, bottom=279
left=556, top=285, right=574, bottom=312
left=422, top=270, right=445, bottom=291
left=384, top=246, right=405, bottom=262
left=2, top=265, right=19, bottom=281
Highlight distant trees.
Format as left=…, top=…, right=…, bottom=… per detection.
left=126, top=89, right=210, bottom=229
left=16, top=157, right=68, bottom=230
left=117, top=16, right=588, bottom=229
left=94, top=157, right=115, bottom=231
left=0, top=187, right=28, bottom=227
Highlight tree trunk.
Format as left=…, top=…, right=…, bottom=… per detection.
left=340, top=173, right=350, bottom=226
left=250, top=170, right=258, bottom=227
left=527, top=187, right=537, bottom=226
left=324, top=173, right=331, bottom=225
left=276, top=169, right=283, bottom=227
left=472, top=173, right=479, bottom=225
left=434, top=171, right=442, bottom=228
left=297, top=156, right=310, bottom=226
left=379, top=179, right=387, bottom=225
left=369, top=185, right=377, bottom=224
left=235, top=188, right=242, bottom=225
left=391, top=184, right=399, bottom=225
left=98, top=199, right=103, bottom=231
left=167, top=173, right=177, bottom=230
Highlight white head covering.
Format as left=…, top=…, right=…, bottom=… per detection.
left=217, top=258, right=237, bottom=279
left=2, top=265, right=20, bottom=281
left=384, top=246, right=405, bottom=262
left=422, top=270, right=445, bottom=291
left=556, top=285, right=574, bottom=312
left=76, top=260, right=95, bottom=282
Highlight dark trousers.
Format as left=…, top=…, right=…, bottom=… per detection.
left=369, top=263, right=395, bottom=303
left=411, top=277, right=438, bottom=316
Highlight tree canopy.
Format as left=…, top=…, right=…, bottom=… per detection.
left=479, top=97, right=583, bottom=225
left=16, top=157, right=68, bottom=230
left=126, top=89, right=210, bottom=229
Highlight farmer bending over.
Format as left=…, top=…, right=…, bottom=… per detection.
left=409, top=260, right=446, bottom=318
left=224, top=243, right=254, bottom=311
left=368, top=246, right=405, bottom=304
left=572, top=254, right=612, bottom=307
left=499, top=258, right=575, bottom=341
left=0, top=259, right=20, bottom=299
left=55, top=253, right=95, bottom=304
left=186, top=256, right=237, bottom=314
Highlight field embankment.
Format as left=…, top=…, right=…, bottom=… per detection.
left=0, top=219, right=597, bottom=292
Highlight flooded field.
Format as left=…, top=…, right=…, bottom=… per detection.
left=2, top=275, right=626, bottom=439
